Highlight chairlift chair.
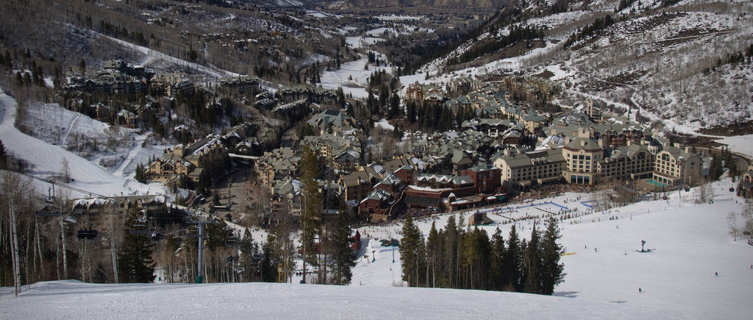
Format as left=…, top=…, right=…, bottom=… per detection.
left=77, top=229, right=98, bottom=240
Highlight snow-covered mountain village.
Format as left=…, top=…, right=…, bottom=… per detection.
left=1, top=0, right=752, bottom=319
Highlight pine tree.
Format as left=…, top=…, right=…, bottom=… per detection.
left=399, top=213, right=421, bottom=286
left=426, top=222, right=441, bottom=288
left=135, top=163, right=147, bottom=183
left=443, top=216, right=459, bottom=288
left=473, top=228, right=491, bottom=290
left=519, top=238, right=528, bottom=292
left=239, top=232, right=259, bottom=282
left=407, top=101, right=417, bottom=123
left=260, top=233, right=277, bottom=282
left=0, top=139, right=7, bottom=169
left=388, top=94, right=401, bottom=119
left=503, top=224, right=522, bottom=291
left=461, top=227, right=477, bottom=289
left=415, top=232, right=427, bottom=287
left=300, top=146, right=322, bottom=283
left=524, top=224, right=542, bottom=294
left=331, top=207, right=356, bottom=285
left=490, top=227, right=505, bottom=291
left=541, top=216, right=565, bottom=295
left=117, top=210, right=155, bottom=283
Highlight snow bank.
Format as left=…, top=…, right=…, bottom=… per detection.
left=374, top=119, right=395, bottom=131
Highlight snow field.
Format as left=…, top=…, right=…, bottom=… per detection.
left=0, top=279, right=667, bottom=320
left=351, top=178, right=753, bottom=319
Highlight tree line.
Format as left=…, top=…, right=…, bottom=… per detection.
left=400, top=214, right=565, bottom=294
left=447, top=25, right=546, bottom=66
left=564, top=15, right=615, bottom=48
left=405, top=101, right=476, bottom=132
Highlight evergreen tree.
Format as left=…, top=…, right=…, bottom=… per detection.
left=524, top=224, right=542, bottom=294
left=709, top=154, right=723, bottom=180
left=336, top=87, right=346, bottom=108
left=399, top=213, right=422, bottom=286
left=239, top=232, right=260, bottom=282
left=260, top=233, right=277, bottom=282
left=331, top=207, right=356, bottom=285
left=443, top=216, right=459, bottom=288
left=426, top=222, right=442, bottom=288
left=540, top=216, right=565, bottom=295
left=300, top=146, right=322, bottom=283
left=415, top=232, right=427, bottom=287
left=407, top=101, right=417, bottom=123
left=503, top=224, right=522, bottom=291
left=490, top=227, right=505, bottom=291
left=388, top=94, right=401, bottom=119
left=470, top=228, right=491, bottom=290
left=0, top=139, right=7, bottom=169
left=519, top=238, right=527, bottom=292
left=117, top=210, right=155, bottom=283
left=135, top=163, right=147, bottom=183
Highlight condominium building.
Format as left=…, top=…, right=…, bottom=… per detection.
left=493, top=148, right=566, bottom=187
left=597, top=143, right=654, bottom=181
left=562, top=137, right=603, bottom=185
left=653, top=146, right=702, bottom=186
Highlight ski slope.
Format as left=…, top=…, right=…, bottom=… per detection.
left=351, top=178, right=753, bottom=319
left=1, top=280, right=664, bottom=320
left=0, top=89, right=165, bottom=197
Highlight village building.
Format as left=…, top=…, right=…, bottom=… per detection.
left=358, top=189, right=395, bottom=222
left=652, top=145, right=703, bottom=186
left=494, top=148, right=566, bottom=187
left=562, top=137, right=603, bottom=185
left=339, top=171, right=373, bottom=202
left=306, top=109, right=356, bottom=135
left=597, top=143, right=654, bottom=182
left=254, top=147, right=300, bottom=192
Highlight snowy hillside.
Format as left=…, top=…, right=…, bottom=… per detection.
left=0, top=89, right=165, bottom=198
left=414, top=0, right=753, bottom=132
left=351, top=178, right=753, bottom=319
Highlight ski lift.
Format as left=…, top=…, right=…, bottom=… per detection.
left=36, top=205, right=61, bottom=217
left=77, top=229, right=98, bottom=240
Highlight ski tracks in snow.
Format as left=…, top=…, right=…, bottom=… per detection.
left=113, top=133, right=150, bottom=177
left=60, top=113, right=81, bottom=146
